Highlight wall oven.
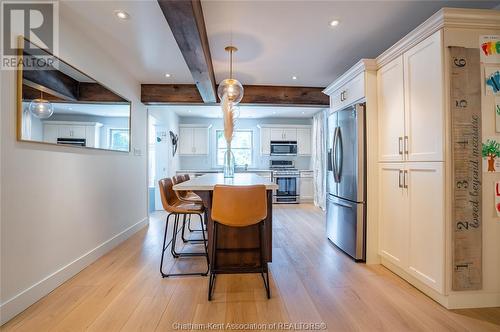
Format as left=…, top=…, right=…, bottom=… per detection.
left=270, top=141, right=297, bottom=156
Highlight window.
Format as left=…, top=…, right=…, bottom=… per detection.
left=216, top=130, right=253, bottom=166
left=109, top=128, right=130, bottom=151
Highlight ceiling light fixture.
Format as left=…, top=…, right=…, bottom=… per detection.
left=329, top=19, right=340, bottom=27
left=292, top=76, right=297, bottom=80
left=29, top=90, right=53, bottom=119
left=114, top=10, right=130, bottom=20
left=165, top=73, right=171, bottom=78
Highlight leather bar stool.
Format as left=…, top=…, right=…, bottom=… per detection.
left=172, top=175, right=205, bottom=238
left=158, top=178, right=209, bottom=277
left=208, top=184, right=270, bottom=300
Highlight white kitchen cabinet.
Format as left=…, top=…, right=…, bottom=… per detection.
left=270, top=128, right=297, bottom=141
left=378, top=162, right=444, bottom=293
left=179, top=126, right=209, bottom=155
left=299, top=171, right=314, bottom=202
left=259, top=125, right=310, bottom=155
left=193, top=127, right=208, bottom=155
left=379, top=163, right=408, bottom=268
left=407, top=162, right=444, bottom=293
left=297, top=128, right=312, bottom=155
left=329, top=72, right=365, bottom=112
left=260, top=127, right=271, bottom=155
left=377, top=56, right=405, bottom=162
left=42, top=121, right=102, bottom=148
left=179, top=127, right=193, bottom=155
left=43, top=124, right=58, bottom=144
left=58, top=125, right=86, bottom=139
left=404, top=31, right=443, bottom=162
left=378, top=30, right=443, bottom=163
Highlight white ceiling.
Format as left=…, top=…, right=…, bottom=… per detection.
left=149, top=105, right=324, bottom=119
left=61, top=1, right=499, bottom=87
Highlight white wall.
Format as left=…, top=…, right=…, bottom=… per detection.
left=0, top=13, right=147, bottom=324
left=177, top=117, right=313, bottom=170
left=149, top=109, right=180, bottom=210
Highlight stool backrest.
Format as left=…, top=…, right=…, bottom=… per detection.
left=172, top=175, right=185, bottom=185
left=211, top=185, right=267, bottom=227
left=158, top=178, right=178, bottom=212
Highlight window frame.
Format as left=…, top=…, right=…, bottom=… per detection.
left=109, top=127, right=130, bottom=151
left=214, top=129, right=254, bottom=167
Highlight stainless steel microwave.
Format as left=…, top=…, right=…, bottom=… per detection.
left=270, top=141, right=297, bottom=156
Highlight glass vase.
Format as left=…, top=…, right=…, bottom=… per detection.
left=223, top=148, right=235, bottom=178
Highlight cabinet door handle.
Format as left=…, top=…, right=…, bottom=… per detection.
left=403, top=170, right=408, bottom=189
left=404, top=136, right=409, bottom=155
left=398, top=170, right=403, bottom=188
left=398, top=137, right=403, bottom=155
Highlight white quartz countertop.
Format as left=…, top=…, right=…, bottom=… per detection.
left=173, top=173, right=278, bottom=191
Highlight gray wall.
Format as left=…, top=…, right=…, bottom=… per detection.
left=178, top=117, right=313, bottom=170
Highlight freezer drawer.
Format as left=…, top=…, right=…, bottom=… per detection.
left=326, top=195, right=366, bottom=261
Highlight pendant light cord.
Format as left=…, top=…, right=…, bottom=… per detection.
left=229, top=49, right=233, bottom=79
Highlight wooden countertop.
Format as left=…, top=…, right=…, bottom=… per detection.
left=173, top=173, right=278, bottom=191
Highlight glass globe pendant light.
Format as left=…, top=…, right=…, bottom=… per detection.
left=29, top=90, right=54, bottom=119
left=217, top=46, right=244, bottom=104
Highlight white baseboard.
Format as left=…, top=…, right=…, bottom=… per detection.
left=0, top=217, right=149, bottom=325
left=380, top=258, right=500, bottom=309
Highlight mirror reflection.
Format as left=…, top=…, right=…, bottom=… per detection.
left=18, top=38, right=131, bottom=152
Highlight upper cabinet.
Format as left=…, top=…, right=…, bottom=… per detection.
left=270, top=128, right=297, bottom=141
left=328, top=72, right=366, bottom=112
left=259, top=125, right=311, bottom=155
left=377, top=56, right=405, bottom=162
left=297, top=128, right=312, bottom=155
left=179, top=125, right=210, bottom=155
left=378, top=30, right=444, bottom=162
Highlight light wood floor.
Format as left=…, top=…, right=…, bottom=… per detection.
left=2, top=204, right=499, bottom=331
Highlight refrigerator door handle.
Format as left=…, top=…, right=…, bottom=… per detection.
left=332, top=127, right=340, bottom=183
left=330, top=200, right=353, bottom=209
left=336, top=127, right=343, bottom=182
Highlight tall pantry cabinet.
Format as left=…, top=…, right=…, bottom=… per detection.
left=378, top=30, right=445, bottom=294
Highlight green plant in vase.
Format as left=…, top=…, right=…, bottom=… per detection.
left=482, top=139, right=500, bottom=172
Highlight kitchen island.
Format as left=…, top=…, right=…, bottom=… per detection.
left=173, top=173, right=278, bottom=266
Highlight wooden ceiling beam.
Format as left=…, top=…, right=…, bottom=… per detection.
left=157, top=0, right=217, bottom=103
left=141, top=84, right=329, bottom=106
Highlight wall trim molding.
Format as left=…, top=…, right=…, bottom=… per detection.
left=381, top=258, right=500, bottom=309
left=0, top=217, right=149, bottom=325
left=376, top=7, right=500, bottom=68
left=323, top=59, right=377, bottom=95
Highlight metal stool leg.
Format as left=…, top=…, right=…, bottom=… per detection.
left=208, top=222, right=218, bottom=301
left=259, top=222, right=271, bottom=299
left=160, top=213, right=173, bottom=276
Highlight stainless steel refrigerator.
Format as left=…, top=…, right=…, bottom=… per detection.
left=326, top=103, right=366, bottom=261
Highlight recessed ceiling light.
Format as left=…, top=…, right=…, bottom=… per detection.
left=302, top=111, right=305, bottom=114
left=165, top=73, right=171, bottom=78
left=188, top=110, right=192, bottom=113
left=292, top=76, right=297, bottom=80
left=114, top=10, right=130, bottom=20
left=329, top=19, right=340, bottom=27
left=273, top=111, right=276, bottom=114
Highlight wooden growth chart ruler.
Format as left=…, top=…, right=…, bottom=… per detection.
left=450, top=47, right=482, bottom=291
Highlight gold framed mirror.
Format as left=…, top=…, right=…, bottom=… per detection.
left=17, top=37, right=131, bottom=152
